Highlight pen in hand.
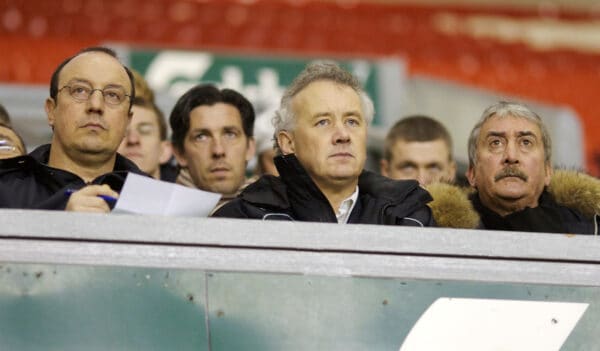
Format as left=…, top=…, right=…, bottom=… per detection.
left=64, top=188, right=118, bottom=205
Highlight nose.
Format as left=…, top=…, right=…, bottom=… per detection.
left=503, top=140, right=519, bottom=165
left=416, top=169, right=430, bottom=186
left=86, top=89, right=104, bottom=113
left=125, top=128, right=140, bottom=145
left=332, top=121, right=351, bottom=145
left=211, top=137, right=226, bottom=159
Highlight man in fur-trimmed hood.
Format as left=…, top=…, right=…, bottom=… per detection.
left=458, top=101, right=599, bottom=234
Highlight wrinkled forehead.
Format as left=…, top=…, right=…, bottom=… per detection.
left=59, top=52, right=131, bottom=92
left=480, top=114, right=543, bottom=139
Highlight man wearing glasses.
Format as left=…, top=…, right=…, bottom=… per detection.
left=0, top=47, right=145, bottom=212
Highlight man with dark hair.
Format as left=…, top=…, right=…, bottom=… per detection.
left=213, top=62, right=434, bottom=226
left=0, top=47, right=144, bottom=211
left=381, top=115, right=456, bottom=185
left=169, top=84, right=256, bottom=199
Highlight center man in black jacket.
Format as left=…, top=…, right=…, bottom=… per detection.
left=213, top=62, right=435, bottom=226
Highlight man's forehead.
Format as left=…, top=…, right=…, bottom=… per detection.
left=132, top=105, right=159, bottom=123
left=481, top=115, right=542, bottom=137
left=190, top=103, right=244, bottom=129
left=60, top=52, right=129, bottom=88
left=293, top=81, right=361, bottom=112
left=392, top=139, right=451, bottom=162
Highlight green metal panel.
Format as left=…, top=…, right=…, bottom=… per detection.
left=206, top=273, right=599, bottom=351
left=0, top=264, right=207, bottom=351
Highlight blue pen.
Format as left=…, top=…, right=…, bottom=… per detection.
left=64, top=188, right=118, bottom=204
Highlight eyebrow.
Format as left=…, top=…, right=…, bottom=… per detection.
left=485, top=131, right=537, bottom=138
left=517, top=131, right=537, bottom=138
left=485, top=131, right=506, bottom=138
left=396, top=161, right=418, bottom=168
left=67, top=78, right=125, bottom=90
left=190, top=126, right=242, bottom=133
left=312, top=111, right=362, bottom=118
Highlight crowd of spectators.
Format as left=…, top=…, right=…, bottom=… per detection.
left=1, top=46, right=599, bottom=234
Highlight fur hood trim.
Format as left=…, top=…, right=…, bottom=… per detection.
left=548, top=169, right=600, bottom=220
left=425, top=182, right=479, bottom=229
left=425, top=169, right=600, bottom=229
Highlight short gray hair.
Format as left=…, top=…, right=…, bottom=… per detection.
left=467, top=101, right=552, bottom=168
left=272, top=61, right=375, bottom=153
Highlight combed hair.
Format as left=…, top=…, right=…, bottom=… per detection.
left=272, top=61, right=375, bottom=153
left=383, top=115, right=453, bottom=161
left=467, top=101, right=552, bottom=168
left=169, top=84, right=255, bottom=152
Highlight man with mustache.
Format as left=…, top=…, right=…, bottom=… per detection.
left=466, top=101, right=596, bottom=233
left=0, top=47, right=145, bottom=211
left=169, top=84, right=256, bottom=203
left=213, top=62, right=434, bottom=226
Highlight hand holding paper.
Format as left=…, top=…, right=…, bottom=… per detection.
left=112, top=173, right=221, bottom=217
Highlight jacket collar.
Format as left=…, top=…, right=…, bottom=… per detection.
left=240, top=154, right=429, bottom=222
left=1, top=144, right=144, bottom=192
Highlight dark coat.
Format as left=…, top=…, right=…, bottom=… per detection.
left=212, top=154, right=435, bottom=226
left=470, top=191, right=597, bottom=234
left=0, top=144, right=145, bottom=210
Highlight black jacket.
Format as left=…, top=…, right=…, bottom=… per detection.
left=0, top=144, right=145, bottom=210
left=213, top=154, right=435, bottom=226
left=470, top=190, right=596, bottom=234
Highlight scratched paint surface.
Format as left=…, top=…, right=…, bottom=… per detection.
left=0, top=264, right=598, bottom=351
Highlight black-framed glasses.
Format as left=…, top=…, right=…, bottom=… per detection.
left=58, top=83, right=131, bottom=106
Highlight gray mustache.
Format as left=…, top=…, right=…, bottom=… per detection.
left=494, top=167, right=528, bottom=182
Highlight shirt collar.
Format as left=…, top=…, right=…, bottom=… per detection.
left=336, top=186, right=359, bottom=224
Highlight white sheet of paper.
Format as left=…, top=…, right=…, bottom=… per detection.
left=399, top=297, right=588, bottom=351
left=113, top=173, right=221, bottom=217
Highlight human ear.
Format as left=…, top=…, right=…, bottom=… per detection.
left=277, top=131, right=295, bottom=155
left=159, top=141, right=173, bottom=164
left=45, top=98, right=56, bottom=128
left=466, top=166, right=477, bottom=188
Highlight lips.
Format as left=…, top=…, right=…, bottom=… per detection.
left=210, top=164, right=231, bottom=177
left=81, top=122, right=107, bottom=130
left=124, top=151, right=143, bottom=159
left=329, top=152, right=354, bottom=159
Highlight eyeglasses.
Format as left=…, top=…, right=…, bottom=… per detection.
left=58, top=83, right=131, bottom=106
